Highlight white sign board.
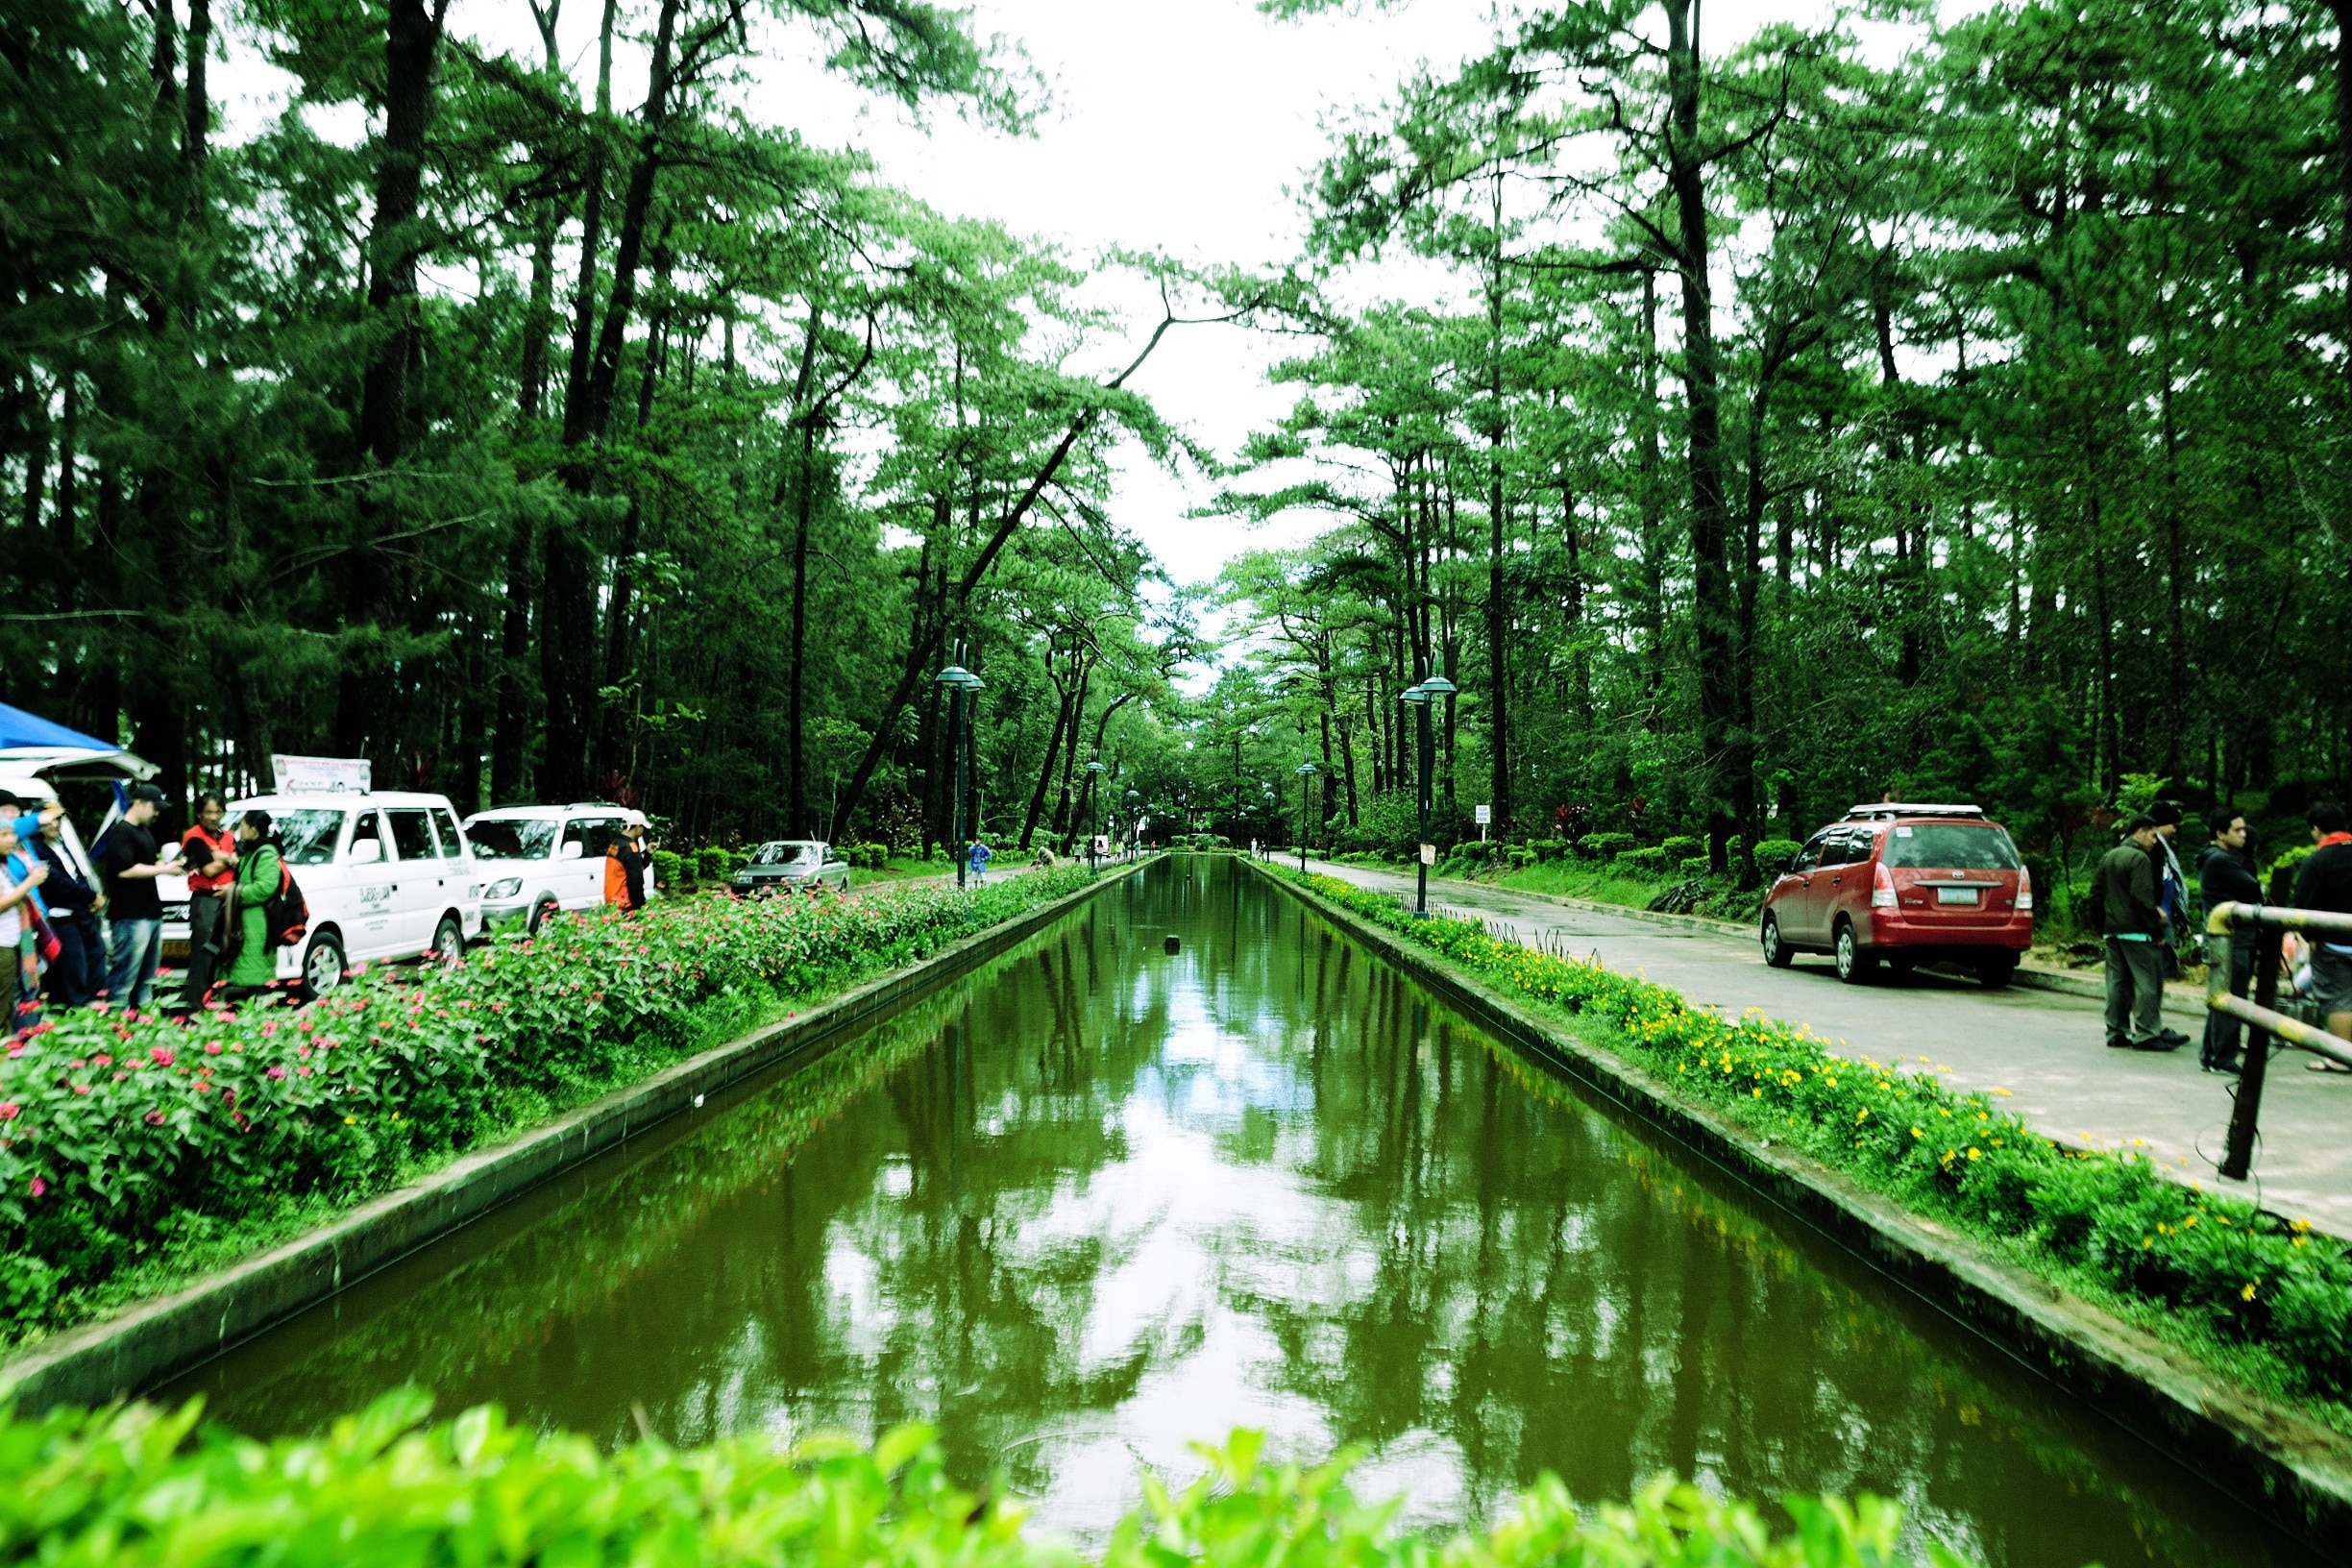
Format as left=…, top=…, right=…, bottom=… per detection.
left=1419, top=843, right=1436, bottom=866
left=272, top=754, right=372, bottom=795
left=1475, top=804, right=1492, bottom=824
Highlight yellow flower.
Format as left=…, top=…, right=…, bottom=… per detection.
left=1910, top=1126, right=1923, bottom=1139
left=2241, top=1282, right=2258, bottom=1302
left=343, top=1115, right=356, bottom=1125
left=1966, top=1147, right=1980, bottom=1161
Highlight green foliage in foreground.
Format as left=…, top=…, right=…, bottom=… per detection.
left=1279, top=871, right=2352, bottom=1418
left=0, top=1391, right=1976, bottom=1568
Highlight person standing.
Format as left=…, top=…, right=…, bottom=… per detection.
left=99, top=784, right=176, bottom=1012
left=604, top=821, right=649, bottom=913
left=223, top=810, right=283, bottom=1002
left=0, top=819, right=48, bottom=1030
left=31, top=803, right=101, bottom=1007
left=2196, top=807, right=2262, bottom=1074
left=2093, top=815, right=2186, bottom=1052
left=174, top=794, right=238, bottom=1015
left=968, top=835, right=993, bottom=884
left=2293, top=801, right=2352, bottom=1057
left=2146, top=801, right=2189, bottom=978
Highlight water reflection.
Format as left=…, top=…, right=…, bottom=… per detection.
left=171, top=859, right=2317, bottom=1568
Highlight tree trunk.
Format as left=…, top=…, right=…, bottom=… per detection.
left=1020, top=674, right=1070, bottom=848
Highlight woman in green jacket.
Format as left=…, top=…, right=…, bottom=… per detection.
left=224, top=810, right=283, bottom=998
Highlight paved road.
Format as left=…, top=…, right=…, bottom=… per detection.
left=1300, top=858, right=2352, bottom=1237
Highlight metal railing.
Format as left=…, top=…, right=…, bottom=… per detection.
left=2206, top=895, right=2352, bottom=1180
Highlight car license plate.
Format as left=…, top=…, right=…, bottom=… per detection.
left=1935, top=887, right=1979, bottom=905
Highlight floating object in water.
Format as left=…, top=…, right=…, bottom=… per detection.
left=1164, top=935, right=1181, bottom=954
left=693, top=1093, right=705, bottom=1109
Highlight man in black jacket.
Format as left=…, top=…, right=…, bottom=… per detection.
left=2197, top=807, right=2262, bottom=1073
left=2295, top=802, right=2352, bottom=1048
left=2093, top=816, right=2185, bottom=1051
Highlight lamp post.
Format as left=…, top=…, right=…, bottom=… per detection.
left=1126, top=788, right=1139, bottom=861
left=1295, top=762, right=1316, bottom=871
left=936, top=657, right=982, bottom=889
left=1399, top=682, right=1430, bottom=915
left=1416, top=675, right=1455, bottom=911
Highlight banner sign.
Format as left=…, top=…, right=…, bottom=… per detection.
left=272, top=754, right=372, bottom=795
left=1419, top=843, right=1436, bottom=866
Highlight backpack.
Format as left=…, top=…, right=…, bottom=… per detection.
left=265, top=861, right=309, bottom=949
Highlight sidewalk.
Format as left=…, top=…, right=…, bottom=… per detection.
left=1296, top=858, right=2352, bottom=1238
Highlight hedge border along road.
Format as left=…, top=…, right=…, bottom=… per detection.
left=0, top=858, right=1149, bottom=1411
left=0, top=1394, right=1980, bottom=1568
left=1242, top=859, right=2352, bottom=1556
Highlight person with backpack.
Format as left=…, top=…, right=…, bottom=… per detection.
left=223, top=810, right=284, bottom=1001
left=2092, top=815, right=2187, bottom=1052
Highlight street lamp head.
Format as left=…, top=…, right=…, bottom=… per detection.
left=961, top=672, right=986, bottom=692
left=1418, top=675, right=1458, bottom=698
left=1087, top=760, right=1104, bottom=774
left=936, top=664, right=972, bottom=688
left=1398, top=684, right=1429, bottom=706
left=1296, top=762, right=1316, bottom=776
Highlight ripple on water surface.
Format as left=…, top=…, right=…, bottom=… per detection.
left=167, top=857, right=2326, bottom=1568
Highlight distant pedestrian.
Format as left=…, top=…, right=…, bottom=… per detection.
left=2147, top=801, right=2189, bottom=977
left=98, top=783, right=175, bottom=1012
left=2196, top=807, right=2261, bottom=1074
left=2293, top=801, right=2352, bottom=1064
left=2092, top=815, right=2186, bottom=1052
left=223, top=811, right=284, bottom=1002
left=0, top=819, right=47, bottom=1030
left=173, top=794, right=238, bottom=1016
left=604, top=821, right=649, bottom=913
left=31, top=802, right=101, bottom=1007
left=968, top=836, right=992, bottom=884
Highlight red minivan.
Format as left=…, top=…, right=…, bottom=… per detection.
left=1758, top=804, right=2032, bottom=987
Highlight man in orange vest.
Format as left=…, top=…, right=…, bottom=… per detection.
left=604, top=821, right=650, bottom=912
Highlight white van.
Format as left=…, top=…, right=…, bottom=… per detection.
left=224, top=791, right=488, bottom=995
left=461, top=803, right=649, bottom=935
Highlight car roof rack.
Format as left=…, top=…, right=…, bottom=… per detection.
left=1843, top=802, right=1985, bottom=821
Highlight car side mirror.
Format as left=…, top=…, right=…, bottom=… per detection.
left=348, top=839, right=382, bottom=866
left=558, top=841, right=584, bottom=860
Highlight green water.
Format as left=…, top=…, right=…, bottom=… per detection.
left=166, top=858, right=2320, bottom=1567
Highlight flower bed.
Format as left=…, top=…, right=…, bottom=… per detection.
left=0, top=1390, right=1963, bottom=1568
left=0, top=866, right=1102, bottom=1348
left=1276, top=870, right=2352, bottom=1419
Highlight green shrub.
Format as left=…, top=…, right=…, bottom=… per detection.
left=1278, top=868, right=2352, bottom=1411
left=1457, top=841, right=1492, bottom=864
left=1535, top=838, right=1570, bottom=862
left=1678, top=855, right=1712, bottom=879
left=0, top=868, right=1105, bottom=1347
left=1753, top=837, right=1805, bottom=875
left=0, top=1394, right=1962, bottom=1568
left=649, top=848, right=684, bottom=889
left=696, top=846, right=731, bottom=882
left=1660, top=834, right=1703, bottom=862
left=1579, top=831, right=1636, bottom=861
left=1509, top=846, right=1537, bottom=869
left=1615, top=846, right=1669, bottom=876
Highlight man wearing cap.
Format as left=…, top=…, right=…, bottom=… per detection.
left=2092, top=815, right=2188, bottom=1052
left=99, top=784, right=177, bottom=1010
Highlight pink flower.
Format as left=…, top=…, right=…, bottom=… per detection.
left=206, top=1041, right=222, bottom=1055
left=149, top=1046, right=175, bottom=1067
left=29, top=1176, right=45, bottom=1197
left=295, top=1066, right=311, bottom=1077
left=70, top=1082, right=89, bottom=1095
left=265, top=1065, right=287, bottom=1081
left=144, top=1110, right=166, bottom=1126
left=0, top=1102, right=16, bottom=1119
left=67, top=1057, right=85, bottom=1069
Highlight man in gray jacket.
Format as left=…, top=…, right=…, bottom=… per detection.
left=2093, top=816, right=2187, bottom=1052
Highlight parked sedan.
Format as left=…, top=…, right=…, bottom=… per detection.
left=732, top=840, right=850, bottom=895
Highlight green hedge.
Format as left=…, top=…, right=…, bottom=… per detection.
left=0, top=867, right=1102, bottom=1348
left=1577, top=831, right=1637, bottom=861
left=1678, top=855, right=1712, bottom=879
left=0, top=1392, right=1972, bottom=1568
left=1659, top=834, right=1703, bottom=862
left=1754, top=837, right=1806, bottom=874
left=649, top=847, right=684, bottom=888
left=1278, top=870, right=2352, bottom=1416
left=1614, top=846, right=1669, bottom=876
left=695, top=845, right=732, bottom=881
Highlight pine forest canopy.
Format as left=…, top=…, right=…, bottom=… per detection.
left=2, top=0, right=2348, bottom=868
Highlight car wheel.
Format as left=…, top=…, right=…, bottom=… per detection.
left=1760, top=913, right=1793, bottom=968
left=431, top=914, right=466, bottom=965
left=527, top=897, right=559, bottom=936
left=1977, top=953, right=2018, bottom=990
left=1834, top=920, right=1875, bottom=985
left=302, top=931, right=348, bottom=998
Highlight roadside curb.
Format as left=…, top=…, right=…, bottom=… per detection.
left=1312, top=861, right=2210, bottom=1025
left=1257, top=860, right=2352, bottom=1558
left=0, top=860, right=1151, bottom=1415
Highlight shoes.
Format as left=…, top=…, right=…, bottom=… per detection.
left=2130, top=1035, right=2184, bottom=1052
left=2106, top=1036, right=2131, bottom=1050
left=2202, top=1056, right=2243, bottom=1075
left=2156, top=1027, right=2191, bottom=1044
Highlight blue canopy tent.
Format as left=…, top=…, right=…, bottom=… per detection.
left=0, top=702, right=120, bottom=755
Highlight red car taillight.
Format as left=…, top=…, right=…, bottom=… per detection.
left=2018, top=869, right=2034, bottom=912
left=1871, top=861, right=1898, bottom=909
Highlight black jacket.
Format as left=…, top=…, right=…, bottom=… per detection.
left=2092, top=842, right=2162, bottom=938
left=2295, top=840, right=2352, bottom=918
left=35, top=837, right=98, bottom=916
left=2197, top=844, right=2262, bottom=917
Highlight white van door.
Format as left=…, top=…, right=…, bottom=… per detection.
left=561, top=815, right=623, bottom=908
left=380, top=806, right=451, bottom=953
left=429, top=806, right=480, bottom=937
left=342, top=809, right=404, bottom=957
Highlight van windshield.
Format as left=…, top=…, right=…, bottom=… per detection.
left=275, top=809, right=347, bottom=867
left=467, top=820, right=558, bottom=861
left=1884, top=822, right=2021, bottom=870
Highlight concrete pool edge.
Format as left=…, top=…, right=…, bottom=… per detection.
left=0, top=860, right=1152, bottom=1415
left=1248, top=858, right=2352, bottom=1557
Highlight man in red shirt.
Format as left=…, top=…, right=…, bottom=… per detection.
left=2297, top=802, right=2352, bottom=1051
left=174, top=793, right=239, bottom=1015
